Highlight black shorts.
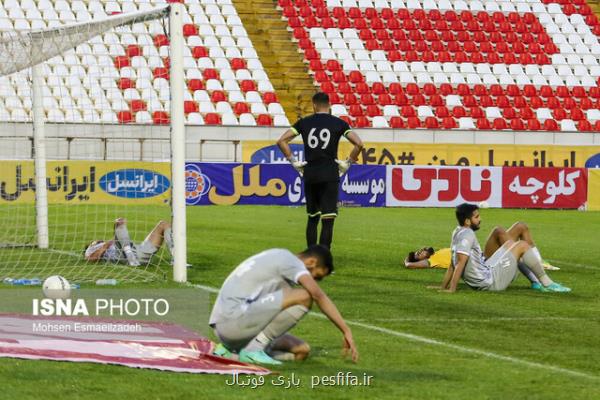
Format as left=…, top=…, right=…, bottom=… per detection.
left=304, top=181, right=339, bottom=218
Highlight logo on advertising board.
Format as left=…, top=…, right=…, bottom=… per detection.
left=99, top=169, right=170, bottom=198
left=185, top=164, right=211, bottom=205
left=386, top=166, right=502, bottom=208
left=502, top=168, right=587, bottom=209
left=250, top=144, right=304, bottom=164
left=585, top=153, right=600, bottom=168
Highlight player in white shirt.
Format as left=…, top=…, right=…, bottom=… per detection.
left=84, top=218, right=174, bottom=267
left=438, top=203, right=570, bottom=293
left=210, top=245, right=359, bottom=365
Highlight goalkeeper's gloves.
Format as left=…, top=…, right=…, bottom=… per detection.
left=335, top=158, right=353, bottom=176
left=288, top=156, right=307, bottom=176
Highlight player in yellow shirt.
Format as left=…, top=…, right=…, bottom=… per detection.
left=404, top=222, right=558, bottom=272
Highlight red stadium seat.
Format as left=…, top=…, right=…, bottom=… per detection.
left=202, top=68, right=219, bottom=80
left=492, top=118, right=508, bottom=130
left=510, top=118, right=525, bottom=130
left=355, top=82, right=370, bottom=94
left=117, top=111, right=133, bottom=124
left=234, top=102, right=250, bottom=115
left=118, top=77, right=134, bottom=90
left=348, top=71, right=364, bottom=83
left=401, top=106, right=416, bottom=117
left=153, top=67, right=169, bottom=79
left=153, top=111, right=169, bottom=125
left=314, top=71, right=329, bottom=83
left=114, top=55, right=130, bottom=69
left=349, top=105, right=363, bottom=117
left=470, top=107, right=484, bottom=118
left=543, top=119, right=559, bottom=131
left=126, top=44, right=141, bottom=58
left=425, top=117, right=439, bottom=129
left=154, top=34, right=169, bottom=47
left=354, top=116, right=370, bottom=128
left=389, top=116, right=405, bottom=128
left=187, top=79, right=203, bottom=91
left=184, top=101, right=199, bottom=114
left=326, top=60, right=341, bottom=72
left=552, top=108, right=567, bottom=121
left=360, top=93, right=375, bottom=105
left=442, top=117, right=457, bottom=129
left=577, top=120, right=592, bottom=131
left=130, top=99, right=146, bottom=113
left=477, top=118, right=491, bottom=129
left=183, top=24, right=198, bottom=37
left=230, top=58, right=247, bottom=70
left=527, top=118, right=541, bottom=130
left=263, top=92, right=278, bottom=104
left=344, top=93, right=358, bottom=105
left=204, top=113, right=221, bottom=125
left=366, top=105, right=382, bottom=117
left=192, top=46, right=208, bottom=59
left=257, top=114, right=273, bottom=126
left=570, top=108, right=584, bottom=121
left=435, top=106, right=449, bottom=118
left=210, top=91, right=227, bottom=103
left=407, top=117, right=421, bottom=129
left=412, top=94, right=426, bottom=106
left=378, top=93, right=392, bottom=106
left=371, top=82, right=387, bottom=95
left=240, top=80, right=257, bottom=92
left=452, top=106, right=466, bottom=118
left=332, top=71, right=346, bottom=83
left=394, top=94, right=409, bottom=106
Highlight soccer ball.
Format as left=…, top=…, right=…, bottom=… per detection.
left=43, top=275, right=71, bottom=299
left=479, top=201, right=490, bottom=209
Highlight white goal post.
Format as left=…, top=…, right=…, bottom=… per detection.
left=0, top=3, right=187, bottom=283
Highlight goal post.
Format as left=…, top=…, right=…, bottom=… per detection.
left=0, top=4, right=187, bottom=284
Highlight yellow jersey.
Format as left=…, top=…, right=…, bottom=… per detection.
left=428, top=248, right=452, bottom=269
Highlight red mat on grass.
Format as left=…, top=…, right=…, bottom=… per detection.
left=0, top=314, right=269, bottom=375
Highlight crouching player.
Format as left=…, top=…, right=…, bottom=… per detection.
left=209, top=245, right=358, bottom=365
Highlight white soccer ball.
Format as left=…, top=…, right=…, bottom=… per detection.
left=43, top=275, right=71, bottom=299
left=479, top=201, right=490, bottom=209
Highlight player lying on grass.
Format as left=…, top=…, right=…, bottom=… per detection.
left=209, top=245, right=358, bottom=366
left=83, top=218, right=173, bottom=267
left=433, top=203, right=570, bottom=293
left=405, top=222, right=560, bottom=277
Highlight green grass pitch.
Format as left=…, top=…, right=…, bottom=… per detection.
left=1, top=206, right=600, bottom=399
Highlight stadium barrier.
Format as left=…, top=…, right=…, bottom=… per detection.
left=185, top=162, right=592, bottom=210
left=1, top=161, right=594, bottom=210
left=243, top=141, right=600, bottom=168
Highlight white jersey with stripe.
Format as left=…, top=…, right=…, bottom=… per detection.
left=451, top=226, right=492, bottom=289
left=209, top=249, right=309, bottom=325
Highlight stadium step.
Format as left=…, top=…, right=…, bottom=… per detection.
left=232, top=0, right=316, bottom=122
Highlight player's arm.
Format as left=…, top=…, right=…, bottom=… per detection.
left=442, top=253, right=468, bottom=293
left=344, top=130, right=363, bottom=163
left=298, top=274, right=359, bottom=363
left=276, top=129, right=297, bottom=161
left=85, top=240, right=113, bottom=262
left=404, top=258, right=431, bottom=269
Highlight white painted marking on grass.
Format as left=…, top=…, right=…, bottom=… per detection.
left=192, top=283, right=599, bottom=381
left=546, top=259, right=600, bottom=271
left=360, top=316, right=591, bottom=323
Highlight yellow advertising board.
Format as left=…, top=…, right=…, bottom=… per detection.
left=587, top=169, right=600, bottom=211
left=242, top=141, right=600, bottom=168
left=0, top=161, right=171, bottom=204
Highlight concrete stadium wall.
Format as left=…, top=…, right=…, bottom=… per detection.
left=1, top=122, right=600, bottom=161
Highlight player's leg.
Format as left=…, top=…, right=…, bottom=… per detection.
left=318, top=181, right=339, bottom=249
left=267, top=333, right=311, bottom=361
left=507, top=222, right=559, bottom=271
left=508, top=241, right=570, bottom=292
left=304, top=182, right=321, bottom=247
left=142, top=220, right=172, bottom=253
left=483, top=226, right=509, bottom=259
left=240, top=288, right=312, bottom=364
left=113, top=218, right=139, bottom=266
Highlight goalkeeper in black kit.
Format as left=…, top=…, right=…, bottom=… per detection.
left=277, top=92, right=363, bottom=249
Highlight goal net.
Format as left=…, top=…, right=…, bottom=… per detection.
left=0, top=3, right=186, bottom=284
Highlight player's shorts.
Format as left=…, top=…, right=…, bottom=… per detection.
left=304, top=180, right=339, bottom=218
left=133, top=240, right=158, bottom=264
left=213, top=289, right=284, bottom=352
left=486, top=243, right=519, bottom=291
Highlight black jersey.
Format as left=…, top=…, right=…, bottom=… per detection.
left=292, top=113, right=352, bottom=183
